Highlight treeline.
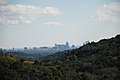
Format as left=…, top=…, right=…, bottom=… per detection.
left=0, top=34, right=120, bottom=80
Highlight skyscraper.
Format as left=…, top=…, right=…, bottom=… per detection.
left=65, top=42, right=69, bottom=49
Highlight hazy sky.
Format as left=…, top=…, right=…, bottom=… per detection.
left=0, top=0, right=120, bottom=48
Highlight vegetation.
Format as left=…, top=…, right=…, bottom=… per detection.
left=0, top=34, right=120, bottom=80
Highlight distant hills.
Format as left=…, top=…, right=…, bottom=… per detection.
left=0, top=34, right=120, bottom=80
left=45, top=34, right=120, bottom=61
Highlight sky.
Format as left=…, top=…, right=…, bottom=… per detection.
left=0, top=0, right=120, bottom=48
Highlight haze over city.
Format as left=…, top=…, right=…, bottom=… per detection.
left=0, top=0, right=120, bottom=48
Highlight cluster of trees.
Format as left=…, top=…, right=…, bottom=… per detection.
left=7, top=51, right=51, bottom=60
left=0, top=34, right=120, bottom=80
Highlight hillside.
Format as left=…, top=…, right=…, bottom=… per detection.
left=0, top=34, right=120, bottom=80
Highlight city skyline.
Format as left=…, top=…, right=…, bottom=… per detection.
left=0, top=0, right=120, bottom=48
left=6, top=42, right=74, bottom=55
left=6, top=42, right=76, bottom=50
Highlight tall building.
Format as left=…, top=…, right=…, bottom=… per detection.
left=72, top=45, right=75, bottom=49
left=24, top=47, right=27, bottom=50
left=54, top=42, right=69, bottom=50
left=65, top=42, right=69, bottom=49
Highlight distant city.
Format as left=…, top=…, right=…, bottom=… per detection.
left=3, top=42, right=78, bottom=55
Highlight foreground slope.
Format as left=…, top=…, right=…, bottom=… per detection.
left=0, top=34, right=120, bottom=80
